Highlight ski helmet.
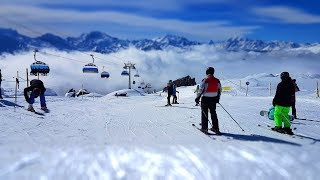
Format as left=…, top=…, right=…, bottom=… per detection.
left=280, top=72, right=290, bottom=80
left=206, top=67, right=215, bottom=75
left=169, top=80, right=172, bottom=83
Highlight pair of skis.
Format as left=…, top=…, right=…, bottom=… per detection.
left=192, top=124, right=222, bottom=136
left=27, top=108, right=50, bottom=116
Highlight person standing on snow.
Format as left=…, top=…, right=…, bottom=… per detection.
left=272, top=72, right=295, bottom=135
left=195, top=67, right=222, bottom=134
left=291, top=79, right=300, bottom=118
left=194, top=84, right=199, bottom=94
left=172, top=84, right=179, bottom=104
left=163, top=80, right=174, bottom=106
left=194, top=84, right=200, bottom=106
left=24, top=79, right=48, bottom=112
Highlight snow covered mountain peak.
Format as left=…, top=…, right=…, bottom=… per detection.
left=0, top=28, right=319, bottom=54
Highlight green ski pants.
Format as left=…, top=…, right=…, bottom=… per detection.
left=274, top=105, right=291, bottom=128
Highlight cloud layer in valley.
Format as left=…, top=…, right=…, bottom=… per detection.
left=1, top=46, right=319, bottom=96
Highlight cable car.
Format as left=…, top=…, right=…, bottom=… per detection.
left=30, top=50, right=50, bottom=76
left=121, top=70, right=129, bottom=76
left=101, top=71, right=110, bottom=78
left=101, top=66, right=110, bottom=78
left=83, top=54, right=98, bottom=73
left=134, top=70, right=140, bottom=77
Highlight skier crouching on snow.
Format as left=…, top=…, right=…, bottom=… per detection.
left=24, top=79, right=47, bottom=112
left=272, top=72, right=295, bottom=135
left=195, top=67, right=222, bottom=134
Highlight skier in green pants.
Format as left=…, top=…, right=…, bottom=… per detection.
left=272, top=72, right=295, bottom=135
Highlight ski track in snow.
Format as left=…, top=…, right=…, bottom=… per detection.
left=0, top=86, right=320, bottom=180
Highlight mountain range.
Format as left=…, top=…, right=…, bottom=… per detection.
left=1, top=28, right=319, bottom=54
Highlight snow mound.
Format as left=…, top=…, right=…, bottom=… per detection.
left=44, top=88, right=58, bottom=96
left=104, top=89, right=145, bottom=98
left=298, top=73, right=320, bottom=79
left=79, top=92, right=103, bottom=97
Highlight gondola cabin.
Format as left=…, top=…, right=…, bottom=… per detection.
left=30, top=61, right=50, bottom=76
left=121, top=70, right=129, bottom=76
left=83, top=63, right=98, bottom=73
left=134, top=73, right=140, bottom=77
left=101, top=71, right=110, bottom=78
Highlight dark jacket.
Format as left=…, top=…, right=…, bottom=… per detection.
left=167, top=83, right=174, bottom=95
left=163, top=82, right=174, bottom=95
left=24, top=79, right=46, bottom=100
left=273, top=77, right=295, bottom=107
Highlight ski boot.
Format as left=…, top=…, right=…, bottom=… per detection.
left=283, top=127, right=294, bottom=135
left=271, top=126, right=284, bottom=133
left=200, top=128, right=208, bottom=134
left=210, top=127, right=222, bottom=135
left=27, top=104, right=35, bottom=112
left=165, top=104, right=172, bottom=106
left=41, top=106, right=49, bottom=113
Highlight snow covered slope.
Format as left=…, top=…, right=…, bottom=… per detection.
left=0, top=84, right=319, bottom=179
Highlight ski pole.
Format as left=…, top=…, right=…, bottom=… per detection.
left=218, top=103, right=245, bottom=131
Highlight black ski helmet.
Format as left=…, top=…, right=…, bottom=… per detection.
left=206, top=67, right=215, bottom=75
left=280, top=72, right=290, bottom=80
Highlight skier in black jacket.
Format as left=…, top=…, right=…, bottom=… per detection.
left=272, top=72, right=295, bottom=135
left=163, top=80, right=174, bottom=106
left=24, top=79, right=47, bottom=112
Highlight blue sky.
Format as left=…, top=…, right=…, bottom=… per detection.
left=0, top=0, right=320, bottom=43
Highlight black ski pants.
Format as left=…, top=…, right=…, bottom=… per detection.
left=291, top=101, right=296, bottom=118
left=167, top=94, right=172, bottom=105
left=201, top=96, right=219, bottom=130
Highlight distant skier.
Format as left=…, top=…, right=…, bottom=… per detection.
left=24, top=79, right=48, bottom=112
left=194, top=84, right=199, bottom=94
left=0, top=69, right=3, bottom=99
left=163, top=80, right=174, bottom=106
left=172, top=84, right=179, bottom=104
left=194, top=84, right=200, bottom=106
left=195, top=67, right=222, bottom=134
left=272, top=72, right=295, bottom=135
left=291, top=79, right=300, bottom=118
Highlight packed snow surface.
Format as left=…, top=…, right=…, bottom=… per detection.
left=0, top=82, right=319, bottom=180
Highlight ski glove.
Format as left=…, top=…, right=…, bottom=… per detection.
left=195, top=97, right=200, bottom=104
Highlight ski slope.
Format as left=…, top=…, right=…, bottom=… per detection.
left=0, top=83, right=319, bottom=180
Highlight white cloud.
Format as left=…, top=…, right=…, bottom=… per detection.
left=0, top=5, right=258, bottom=41
left=252, top=6, right=320, bottom=24
left=1, top=47, right=319, bottom=96
left=1, top=0, right=230, bottom=12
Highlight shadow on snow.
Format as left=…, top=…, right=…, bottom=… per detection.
left=221, top=132, right=301, bottom=146
left=0, top=99, right=24, bottom=108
